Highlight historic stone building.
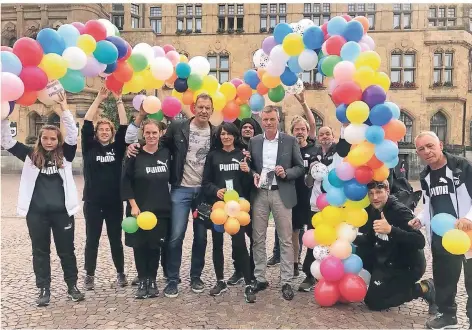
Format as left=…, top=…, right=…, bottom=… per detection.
left=2, top=3, right=472, bottom=178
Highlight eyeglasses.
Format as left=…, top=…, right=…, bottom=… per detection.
left=367, top=182, right=386, bottom=189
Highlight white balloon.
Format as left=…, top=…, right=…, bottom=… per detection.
left=98, top=19, right=116, bottom=37
left=311, top=162, right=328, bottom=181
left=37, top=80, right=64, bottom=106
left=358, top=268, right=371, bottom=287
left=133, top=43, right=155, bottom=64
left=253, top=49, right=269, bottom=69
left=290, top=22, right=303, bottom=35
left=188, top=56, right=211, bottom=76
left=313, top=245, right=330, bottom=260
left=269, top=45, right=289, bottom=65
left=62, top=47, right=87, bottom=70
left=310, top=260, right=323, bottom=280
left=360, top=35, right=375, bottom=50
left=265, top=60, right=285, bottom=76
left=298, top=49, right=319, bottom=71
left=337, top=223, right=358, bottom=243
left=284, top=79, right=304, bottom=95
left=344, top=124, right=368, bottom=144
left=298, top=18, right=315, bottom=32
left=1, top=101, right=10, bottom=120
left=150, top=57, right=174, bottom=81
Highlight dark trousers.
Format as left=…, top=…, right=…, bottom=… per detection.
left=273, top=226, right=304, bottom=260
left=26, top=210, right=78, bottom=288
left=302, top=211, right=317, bottom=278
left=133, top=245, right=161, bottom=280
left=213, top=227, right=252, bottom=284
left=232, top=222, right=255, bottom=279
left=432, top=235, right=472, bottom=319
left=83, top=201, right=125, bottom=276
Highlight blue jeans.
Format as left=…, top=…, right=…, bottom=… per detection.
left=273, top=227, right=305, bottom=260
left=166, top=186, right=207, bottom=283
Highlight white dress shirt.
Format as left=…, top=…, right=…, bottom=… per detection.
left=262, top=131, right=279, bottom=186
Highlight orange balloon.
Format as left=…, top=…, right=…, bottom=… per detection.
left=235, top=211, right=251, bottom=226
left=257, top=68, right=266, bottom=80
left=166, top=71, right=177, bottom=85
left=182, top=90, right=194, bottom=105
left=383, top=119, right=407, bottom=142
left=239, top=199, right=251, bottom=212
left=236, top=83, right=252, bottom=101
left=354, top=16, right=369, bottom=33
left=256, top=82, right=269, bottom=95
left=114, top=61, right=133, bottom=83
left=366, top=155, right=383, bottom=170
left=224, top=217, right=241, bottom=235
left=372, top=165, right=389, bottom=181
left=222, top=101, right=240, bottom=120
left=212, top=201, right=226, bottom=210
left=210, top=208, right=228, bottom=225
left=466, top=230, right=472, bottom=251
left=16, top=91, right=37, bottom=106
left=262, top=73, right=281, bottom=88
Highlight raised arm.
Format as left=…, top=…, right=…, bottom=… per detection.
left=294, top=91, right=316, bottom=140
left=1, top=118, right=32, bottom=162
left=55, top=91, right=78, bottom=162
left=125, top=107, right=146, bottom=144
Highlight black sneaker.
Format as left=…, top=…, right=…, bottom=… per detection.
left=117, top=273, right=128, bottom=288
left=135, top=279, right=148, bottom=299
left=84, top=275, right=94, bottom=291
left=282, top=283, right=294, bottom=301
left=209, top=281, right=228, bottom=296
left=131, top=276, right=139, bottom=286
left=164, top=281, right=179, bottom=298
left=227, top=271, right=244, bottom=285
left=37, top=288, right=50, bottom=307
left=426, top=313, right=458, bottom=329
left=251, top=280, right=269, bottom=293
left=244, top=285, right=256, bottom=303
left=147, top=278, right=159, bottom=298
left=67, top=285, right=85, bottom=302
left=190, top=277, right=205, bottom=293
left=298, top=276, right=316, bottom=292
left=293, top=263, right=300, bottom=278
left=267, top=255, right=280, bottom=267
left=420, top=278, right=437, bottom=315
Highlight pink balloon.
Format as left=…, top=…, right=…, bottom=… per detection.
left=321, top=42, right=328, bottom=55
left=161, top=96, right=182, bottom=117
left=166, top=50, right=180, bottom=67
left=333, top=61, right=355, bottom=83
left=302, top=229, right=318, bottom=249
left=316, top=193, right=329, bottom=211
left=328, top=79, right=338, bottom=95
left=1, top=72, right=25, bottom=101
left=320, top=256, right=345, bottom=282
left=1, top=46, right=13, bottom=52
left=71, top=22, right=86, bottom=34
left=335, top=162, right=355, bottom=181
left=360, top=35, right=375, bottom=50
left=359, top=42, right=370, bottom=52
left=162, top=44, right=176, bottom=54
left=153, top=46, right=165, bottom=58
left=82, top=57, right=106, bottom=77
left=231, top=78, right=243, bottom=88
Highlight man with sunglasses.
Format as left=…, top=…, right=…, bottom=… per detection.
left=355, top=180, right=436, bottom=312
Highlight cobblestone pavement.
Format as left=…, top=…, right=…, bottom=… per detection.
left=1, top=174, right=468, bottom=329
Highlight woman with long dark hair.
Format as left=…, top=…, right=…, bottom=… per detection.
left=1, top=91, right=84, bottom=306
left=201, top=122, right=256, bottom=303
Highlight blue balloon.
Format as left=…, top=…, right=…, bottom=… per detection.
left=280, top=67, right=298, bottom=86
left=369, top=103, right=393, bottom=126
left=104, top=62, right=117, bottom=74
left=384, top=101, right=400, bottom=120
left=213, top=224, right=225, bottom=233
left=249, top=93, right=265, bottom=112
left=327, top=16, right=347, bottom=36
left=384, top=156, right=399, bottom=169
left=93, top=40, right=118, bottom=65
left=343, top=254, right=363, bottom=274
left=328, top=169, right=344, bottom=188
left=105, top=36, right=128, bottom=59
left=336, top=104, right=349, bottom=124
left=431, top=213, right=456, bottom=237
left=174, top=78, right=188, bottom=93
left=340, top=41, right=361, bottom=62
left=374, top=140, right=399, bottom=163
left=303, top=26, right=324, bottom=50
left=36, top=28, right=65, bottom=55
left=274, top=23, right=293, bottom=44
left=344, top=180, right=368, bottom=201
left=175, top=62, right=191, bottom=79
left=365, top=125, right=385, bottom=145
left=288, top=57, right=302, bottom=74
left=1, top=51, right=22, bottom=76
left=342, top=20, right=364, bottom=42
left=326, top=188, right=347, bottom=207
left=244, top=70, right=260, bottom=90
left=9, top=101, right=15, bottom=115
left=322, top=177, right=334, bottom=193
left=317, top=57, right=326, bottom=76
left=57, top=24, right=80, bottom=48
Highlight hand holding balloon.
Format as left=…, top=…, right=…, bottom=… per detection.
left=455, top=218, right=472, bottom=231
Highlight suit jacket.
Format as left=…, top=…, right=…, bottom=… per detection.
left=248, top=132, right=304, bottom=209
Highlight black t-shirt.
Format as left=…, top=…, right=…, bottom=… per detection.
left=294, top=142, right=318, bottom=210
left=429, top=165, right=457, bottom=218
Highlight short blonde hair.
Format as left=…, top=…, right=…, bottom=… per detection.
left=290, top=115, right=310, bottom=134
left=95, top=118, right=116, bottom=142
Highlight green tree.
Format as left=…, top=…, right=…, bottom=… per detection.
left=100, top=95, right=134, bottom=128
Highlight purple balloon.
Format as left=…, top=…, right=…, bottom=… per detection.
left=153, top=46, right=165, bottom=58
left=82, top=57, right=106, bottom=77
left=262, top=36, right=277, bottom=55
left=9, top=101, right=15, bottom=115
left=362, top=85, right=386, bottom=109
left=132, top=94, right=146, bottom=111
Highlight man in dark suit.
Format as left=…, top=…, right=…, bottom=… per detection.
left=247, top=105, right=304, bottom=300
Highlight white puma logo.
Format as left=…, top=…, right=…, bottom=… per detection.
left=64, top=223, right=72, bottom=230
left=374, top=280, right=382, bottom=286
left=156, top=160, right=168, bottom=168
left=231, top=158, right=240, bottom=163
left=439, top=177, right=447, bottom=184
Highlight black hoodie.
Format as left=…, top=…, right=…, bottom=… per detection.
left=239, top=117, right=263, bottom=148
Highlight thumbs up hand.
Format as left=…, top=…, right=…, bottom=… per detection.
left=240, top=157, right=250, bottom=173
left=373, top=211, right=392, bottom=235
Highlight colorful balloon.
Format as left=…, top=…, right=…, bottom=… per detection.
left=1, top=72, right=24, bottom=101
left=12, top=37, right=44, bottom=67
left=37, top=28, right=65, bottom=55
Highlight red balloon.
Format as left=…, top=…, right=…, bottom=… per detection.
left=162, top=44, right=176, bottom=54
left=119, top=42, right=132, bottom=62
left=16, top=90, right=38, bottom=106
left=84, top=20, right=107, bottom=41
left=342, top=15, right=352, bottom=22
left=338, top=274, right=367, bottom=303
left=338, top=295, right=350, bottom=304
left=222, top=101, right=240, bottom=121
left=314, top=279, right=340, bottom=307
left=19, top=67, right=48, bottom=92
left=12, top=37, right=44, bottom=67
left=321, top=22, right=328, bottom=36
left=71, top=22, right=86, bottom=34
left=355, top=166, right=374, bottom=184
left=366, top=155, right=383, bottom=170
left=325, top=35, right=347, bottom=56
left=332, top=81, right=362, bottom=105
left=105, top=75, right=124, bottom=93
left=190, top=103, right=196, bottom=114
left=1, top=46, right=13, bottom=52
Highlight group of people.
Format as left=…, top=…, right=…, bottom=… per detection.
left=2, top=84, right=471, bottom=329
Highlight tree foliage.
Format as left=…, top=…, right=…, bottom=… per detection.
left=100, top=96, right=134, bottom=128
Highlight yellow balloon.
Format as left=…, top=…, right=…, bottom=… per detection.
left=77, top=34, right=97, bottom=55
left=202, top=75, right=219, bottom=94
left=128, top=73, right=145, bottom=93
left=282, top=33, right=304, bottom=56
left=355, top=51, right=381, bottom=71
left=137, top=211, right=158, bottom=230
left=373, top=72, right=390, bottom=92
left=442, top=229, right=471, bottom=255
left=172, top=89, right=183, bottom=100
left=220, top=82, right=237, bottom=101
left=179, top=54, right=189, bottom=63
left=311, top=212, right=325, bottom=228
left=314, top=223, right=337, bottom=246
left=346, top=101, right=370, bottom=124
left=141, top=69, right=164, bottom=90
left=262, top=73, right=281, bottom=88
left=344, top=207, right=368, bottom=227
left=344, top=195, right=370, bottom=209
left=193, top=89, right=210, bottom=102
left=122, top=84, right=131, bottom=95
left=353, top=66, right=375, bottom=90
left=321, top=206, right=343, bottom=226
left=212, top=91, right=227, bottom=111
left=347, top=142, right=375, bottom=167
left=39, top=54, right=67, bottom=80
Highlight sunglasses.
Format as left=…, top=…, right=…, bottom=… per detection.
left=367, top=182, right=387, bottom=189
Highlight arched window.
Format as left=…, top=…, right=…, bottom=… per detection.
left=430, top=111, right=447, bottom=142
left=28, top=112, right=46, bottom=137
left=312, top=111, right=324, bottom=134
left=399, top=111, right=413, bottom=143
left=47, top=113, right=60, bottom=127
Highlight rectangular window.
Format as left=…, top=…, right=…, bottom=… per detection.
left=403, top=4, right=411, bottom=11
left=390, top=70, right=401, bottom=83
left=313, top=4, right=320, bottom=13
left=404, top=54, right=415, bottom=68
left=444, top=69, right=452, bottom=83
left=131, top=4, right=140, bottom=15
left=220, top=56, right=229, bottom=69
left=301, top=71, right=311, bottom=83
left=186, top=19, right=193, bottom=30
left=433, top=70, right=441, bottom=83
left=209, top=71, right=217, bottom=78
left=195, top=5, right=202, bottom=16
left=393, top=4, right=401, bottom=11
left=279, top=16, right=287, bottom=24
left=187, top=5, right=193, bottom=16
left=237, top=17, right=244, bottom=29
left=429, top=8, right=436, bottom=18
left=404, top=70, right=414, bottom=83
left=228, top=5, right=234, bottom=15
left=177, top=18, right=184, bottom=30
left=313, top=16, right=320, bottom=26
left=237, top=4, right=244, bottom=15
left=177, top=5, right=184, bottom=16
left=131, top=17, right=140, bottom=28
left=429, top=21, right=437, bottom=27
left=260, top=17, right=267, bottom=29
left=322, top=15, right=330, bottom=24
left=270, top=4, right=277, bottom=14
left=393, top=14, right=400, bottom=28
left=208, top=56, right=217, bottom=70
left=447, top=19, right=455, bottom=26
left=261, top=4, right=267, bottom=15
left=447, top=8, right=455, bottom=17
left=196, top=18, right=202, bottom=31
left=438, top=8, right=445, bottom=18
left=403, top=13, right=411, bottom=28
left=112, top=15, right=124, bottom=30
left=348, top=4, right=356, bottom=12
left=112, top=4, right=124, bottom=11
left=322, top=4, right=330, bottom=12
left=444, top=53, right=453, bottom=67
left=150, top=6, right=161, bottom=17
left=434, top=53, right=442, bottom=67
left=228, top=17, right=235, bottom=29
left=391, top=54, right=401, bottom=67
left=270, top=16, right=277, bottom=28
left=219, top=71, right=229, bottom=84
left=315, top=71, right=323, bottom=83
left=151, top=19, right=162, bottom=33
left=279, top=4, right=286, bottom=14
left=218, top=17, right=225, bottom=30
left=367, top=14, right=375, bottom=28
left=358, top=4, right=365, bottom=12
left=366, top=3, right=375, bottom=11
left=438, top=20, right=445, bottom=27
left=304, top=3, right=311, bottom=13
left=219, top=5, right=225, bottom=15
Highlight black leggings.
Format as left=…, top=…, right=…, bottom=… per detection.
left=232, top=222, right=255, bottom=279
left=133, top=245, right=161, bottom=280
left=302, top=211, right=317, bottom=278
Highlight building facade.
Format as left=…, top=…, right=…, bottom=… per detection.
left=2, top=3, right=472, bottom=178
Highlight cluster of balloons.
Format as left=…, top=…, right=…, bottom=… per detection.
left=209, top=190, right=251, bottom=235
left=431, top=213, right=472, bottom=255
left=122, top=211, right=158, bottom=233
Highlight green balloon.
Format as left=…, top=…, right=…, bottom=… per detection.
left=59, top=69, right=85, bottom=93
left=268, top=85, right=285, bottom=103
left=114, top=25, right=121, bottom=37
left=122, top=216, right=139, bottom=234
left=187, top=73, right=203, bottom=90
left=238, top=104, right=252, bottom=120
left=321, top=55, right=342, bottom=77
left=128, top=53, right=148, bottom=72
left=148, top=110, right=164, bottom=121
